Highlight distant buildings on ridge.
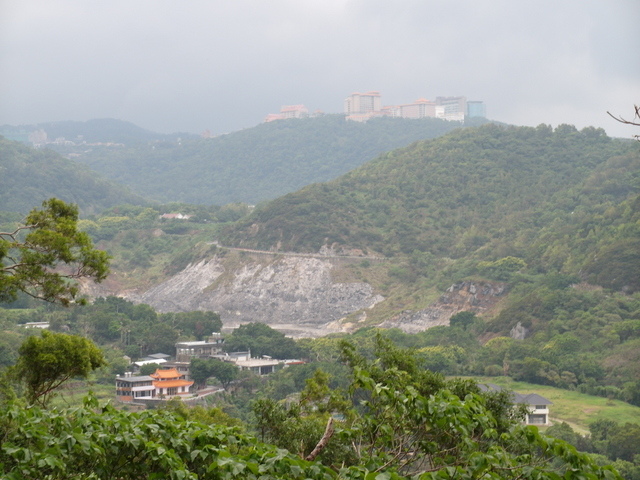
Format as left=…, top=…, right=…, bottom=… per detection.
left=265, top=91, right=486, bottom=124
left=264, top=105, right=311, bottom=122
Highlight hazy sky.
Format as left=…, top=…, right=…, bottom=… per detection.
left=1, top=0, right=639, bottom=138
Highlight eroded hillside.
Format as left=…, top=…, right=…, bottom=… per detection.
left=127, top=251, right=384, bottom=336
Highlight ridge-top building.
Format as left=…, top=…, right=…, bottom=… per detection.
left=344, top=91, right=484, bottom=122
left=344, top=91, right=382, bottom=121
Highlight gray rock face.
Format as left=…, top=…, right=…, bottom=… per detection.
left=509, top=321, right=529, bottom=340
left=136, top=255, right=383, bottom=333
left=379, top=280, right=506, bottom=333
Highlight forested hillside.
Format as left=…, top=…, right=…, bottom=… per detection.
left=0, top=137, right=145, bottom=214
left=57, top=115, right=482, bottom=205
left=218, top=123, right=640, bottom=404
left=222, top=123, right=638, bottom=270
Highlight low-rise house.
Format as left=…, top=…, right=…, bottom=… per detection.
left=116, top=368, right=194, bottom=403
left=22, top=322, right=50, bottom=329
left=175, top=334, right=225, bottom=362
left=235, top=358, right=281, bottom=375
left=115, top=373, right=155, bottom=402
left=479, top=383, right=552, bottom=426
left=157, top=361, right=191, bottom=380
left=513, top=393, right=552, bottom=425
left=160, top=213, right=192, bottom=220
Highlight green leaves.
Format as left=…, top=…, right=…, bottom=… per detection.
left=0, top=400, right=338, bottom=479
left=1, top=198, right=110, bottom=305
left=15, top=331, right=105, bottom=407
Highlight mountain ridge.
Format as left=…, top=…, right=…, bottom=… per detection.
left=48, top=115, right=486, bottom=205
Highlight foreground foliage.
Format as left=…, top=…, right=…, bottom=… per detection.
left=250, top=337, right=622, bottom=479
left=0, top=199, right=110, bottom=305
left=0, top=337, right=621, bottom=479
left=0, top=396, right=336, bottom=480
left=0, top=391, right=620, bottom=479
left=12, top=331, right=105, bottom=407
left=546, top=420, right=640, bottom=479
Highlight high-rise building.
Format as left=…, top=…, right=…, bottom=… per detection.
left=344, top=91, right=382, bottom=116
left=386, top=98, right=437, bottom=119
left=280, top=105, right=308, bottom=119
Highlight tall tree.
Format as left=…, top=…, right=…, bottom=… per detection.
left=14, top=331, right=105, bottom=407
left=0, top=198, right=110, bottom=305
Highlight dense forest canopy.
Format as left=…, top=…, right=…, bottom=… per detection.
left=222, top=124, right=638, bottom=267
left=50, top=115, right=484, bottom=205
left=0, top=137, right=145, bottom=214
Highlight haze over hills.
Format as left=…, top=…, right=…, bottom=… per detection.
left=43, top=115, right=487, bottom=205
left=0, top=118, right=193, bottom=145
left=0, top=136, right=146, bottom=215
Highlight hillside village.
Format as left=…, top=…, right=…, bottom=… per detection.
left=117, top=333, right=554, bottom=427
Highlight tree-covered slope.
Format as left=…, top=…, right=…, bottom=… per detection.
left=221, top=124, right=638, bottom=277
left=62, top=115, right=480, bottom=205
left=0, top=137, right=146, bottom=214
left=0, top=118, right=192, bottom=145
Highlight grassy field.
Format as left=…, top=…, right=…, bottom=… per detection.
left=465, top=376, right=640, bottom=433
left=49, top=381, right=115, bottom=409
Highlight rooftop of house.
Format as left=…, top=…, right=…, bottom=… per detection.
left=150, top=368, right=182, bottom=380
left=116, top=375, right=153, bottom=383
left=235, top=359, right=281, bottom=367
left=152, top=379, right=193, bottom=388
left=176, top=340, right=214, bottom=346
left=514, top=393, right=553, bottom=406
left=147, top=353, right=171, bottom=359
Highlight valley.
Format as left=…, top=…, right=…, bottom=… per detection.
left=2, top=117, right=639, bottom=478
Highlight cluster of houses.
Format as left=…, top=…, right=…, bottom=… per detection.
left=115, top=334, right=552, bottom=426
left=115, top=333, right=303, bottom=404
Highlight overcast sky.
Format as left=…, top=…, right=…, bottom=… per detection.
left=1, top=0, right=638, bottom=138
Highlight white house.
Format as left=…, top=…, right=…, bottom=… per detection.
left=479, top=384, right=553, bottom=425
left=513, top=393, right=552, bottom=425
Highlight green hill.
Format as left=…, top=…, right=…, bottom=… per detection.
left=60, top=115, right=481, bottom=205
left=221, top=123, right=638, bottom=279
left=0, top=137, right=146, bottom=215
left=218, top=123, right=639, bottom=404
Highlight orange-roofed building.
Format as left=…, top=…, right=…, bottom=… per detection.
left=150, top=368, right=194, bottom=397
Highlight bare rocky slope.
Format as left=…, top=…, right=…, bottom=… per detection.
left=379, top=280, right=506, bottom=333
left=128, top=253, right=384, bottom=337
left=104, top=250, right=505, bottom=337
